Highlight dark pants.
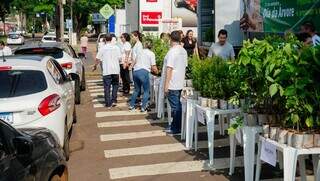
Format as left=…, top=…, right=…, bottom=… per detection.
left=120, top=64, right=131, bottom=94
left=103, top=74, right=119, bottom=107
left=130, top=69, right=150, bottom=109
left=167, top=90, right=182, bottom=133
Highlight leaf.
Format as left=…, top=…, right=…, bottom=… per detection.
left=279, top=85, right=284, bottom=96
left=266, top=76, right=274, bottom=82
left=304, top=104, right=313, bottom=113
left=292, top=114, right=300, bottom=124
left=273, top=69, right=281, bottom=77
left=269, top=84, right=278, bottom=97
left=284, top=85, right=296, bottom=96
left=305, top=117, right=314, bottom=128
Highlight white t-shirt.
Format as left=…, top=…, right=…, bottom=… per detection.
left=132, top=41, right=143, bottom=61
left=121, top=41, right=132, bottom=64
left=208, top=42, right=235, bottom=60
left=0, top=46, right=12, bottom=56
left=96, top=43, right=121, bottom=76
left=312, top=34, right=320, bottom=46
left=165, top=45, right=188, bottom=90
left=134, top=49, right=156, bottom=72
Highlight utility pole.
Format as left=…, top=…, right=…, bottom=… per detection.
left=56, top=0, right=64, bottom=42
left=70, top=0, right=74, bottom=44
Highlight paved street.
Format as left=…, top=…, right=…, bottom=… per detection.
left=66, top=43, right=296, bottom=181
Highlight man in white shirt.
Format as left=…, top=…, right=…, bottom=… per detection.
left=208, top=29, right=235, bottom=60
left=301, top=21, right=320, bottom=46
left=93, top=34, right=122, bottom=108
left=0, top=41, right=12, bottom=56
left=164, top=30, right=188, bottom=135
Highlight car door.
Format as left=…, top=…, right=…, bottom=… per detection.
left=0, top=121, right=34, bottom=181
left=64, top=45, right=83, bottom=80
left=47, top=60, right=75, bottom=130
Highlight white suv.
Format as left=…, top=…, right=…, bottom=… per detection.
left=0, top=55, right=75, bottom=159
left=15, top=42, right=86, bottom=104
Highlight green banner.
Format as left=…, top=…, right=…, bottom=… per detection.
left=245, top=0, right=320, bottom=32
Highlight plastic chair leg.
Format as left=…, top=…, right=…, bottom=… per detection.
left=312, top=154, right=320, bottom=181
left=255, top=140, right=262, bottom=181
left=229, top=133, right=236, bottom=175
left=298, top=155, right=307, bottom=181
left=283, top=147, right=298, bottom=181
left=206, top=110, right=216, bottom=166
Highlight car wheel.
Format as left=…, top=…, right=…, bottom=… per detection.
left=80, top=68, right=86, bottom=91
left=174, top=0, right=186, bottom=8
left=50, top=167, right=68, bottom=181
left=75, top=78, right=81, bottom=104
left=63, top=123, right=70, bottom=161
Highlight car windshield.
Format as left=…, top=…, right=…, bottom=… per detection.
left=0, top=70, right=47, bottom=98
left=14, top=47, right=63, bottom=59
left=8, top=34, right=20, bottom=39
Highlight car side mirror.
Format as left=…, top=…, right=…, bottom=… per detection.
left=78, top=53, right=85, bottom=58
left=13, top=136, right=33, bottom=157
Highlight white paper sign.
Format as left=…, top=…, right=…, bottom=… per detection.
left=260, top=140, right=277, bottom=167
left=196, top=106, right=206, bottom=125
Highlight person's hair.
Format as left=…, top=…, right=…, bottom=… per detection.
left=218, top=29, right=228, bottom=37
left=110, top=33, right=116, bottom=38
left=170, top=30, right=181, bottom=42
left=105, top=33, right=112, bottom=42
left=122, top=33, right=130, bottom=42
left=144, top=39, right=153, bottom=49
left=302, top=21, right=316, bottom=32
left=186, top=30, right=193, bottom=37
left=297, top=32, right=311, bottom=42
left=0, top=41, right=5, bottom=46
left=132, top=30, right=143, bottom=41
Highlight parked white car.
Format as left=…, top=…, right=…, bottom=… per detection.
left=7, top=33, right=25, bottom=45
left=14, top=42, right=86, bottom=104
left=41, top=35, right=56, bottom=43
left=0, top=55, right=75, bottom=159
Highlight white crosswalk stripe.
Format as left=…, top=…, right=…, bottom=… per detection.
left=97, top=119, right=166, bottom=127
left=86, top=79, right=102, bottom=83
left=109, top=156, right=244, bottom=180
left=88, top=85, right=104, bottom=89
left=96, top=110, right=149, bottom=117
left=100, top=130, right=166, bottom=142
left=93, top=102, right=128, bottom=108
left=89, top=88, right=104, bottom=92
left=104, top=138, right=229, bottom=158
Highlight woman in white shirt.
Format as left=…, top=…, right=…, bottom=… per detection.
left=120, top=33, right=132, bottom=95
left=129, top=39, right=158, bottom=112
left=131, top=31, right=143, bottom=65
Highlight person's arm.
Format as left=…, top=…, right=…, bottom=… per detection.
left=151, top=65, right=159, bottom=75
left=150, top=52, right=158, bottom=75
left=165, top=67, right=173, bottom=94
left=230, top=46, right=235, bottom=60
left=92, top=50, right=102, bottom=71
left=194, top=42, right=199, bottom=57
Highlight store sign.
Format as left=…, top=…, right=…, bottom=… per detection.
left=146, top=0, right=157, bottom=2
left=242, top=0, right=320, bottom=32
left=141, top=12, right=162, bottom=25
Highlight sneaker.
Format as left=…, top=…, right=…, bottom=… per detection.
left=112, top=103, right=117, bottom=107
left=165, top=129, right=181, bottom=136
left=141, top=108, right=147, bottom=113
left=106, top=106, right=112, bottom=110
left=128, top=106, right=135, bottom=111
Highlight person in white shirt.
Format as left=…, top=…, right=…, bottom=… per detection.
left=119, top=33, right=132, bottom=95
left=0, top=41, right=12, bottom=56
left=301, top=21, right=320, bottom=46
left=164, top=30, right=188, bottom=135
left=131, top=31, right=143, bottom=66
left=93, top=34, right=122, bottom=109
left=129, top=39, right=159, bottom=112
left=208, top=29, right=235, bottom=60
left=80, top=33, right=88, bottom=59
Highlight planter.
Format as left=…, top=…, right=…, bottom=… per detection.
left=270, top=126, right=279, bottom=140
left=208, top=99, right=218, bottom=109
left=303, top=134, right=314, bottom=148
left=219, top=99, right=228, bottom=110
left=287, top=131, right=294, bottom=147
left=186, top=79, right=193, bottom=87
left=277, top=129, right=288, bottom=144
left=246, top=113, right=257, bottom=126
left=257, top=114, right=268, bottom=125
left=199, top=97, right=208, bottom=107
left=262, top=124, right=270, bottom=138
left=193, top=91, right=200, bottom=100
left=292, top=133, right=304, bottom=149
left=314, top=134, right=320, bottom=147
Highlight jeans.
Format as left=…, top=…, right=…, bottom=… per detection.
left=130, top=69, right=150, bottom=109
left=120, top=64, right=131, bottom=94
left=103, top=74, right=119, bottom=107
left=167, top=90, right=182, bottom=133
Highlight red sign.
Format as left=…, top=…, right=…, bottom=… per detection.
left=141, top=12, right=162, bottom=25
left=146, top=0, right=157, bottom=2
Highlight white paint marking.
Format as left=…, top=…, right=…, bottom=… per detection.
left=104, top=139, right=229, bottom=158
left=100, top=130, right=166, bottom=142
left=97, top=119, right=166, bottom=128
left=96, top=110, right=151, bottom=117
left=108, top=157, right=244, bottom=179
left=89, top=88, right=104, bottom=92
left=93, top=102, right=128, bottom=108
left=86, top=79, right=103, bottom=83
left=88, top=85, right=104, bottom=89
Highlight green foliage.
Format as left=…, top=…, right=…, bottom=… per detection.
left=228, top=116, right=244, bottom=135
